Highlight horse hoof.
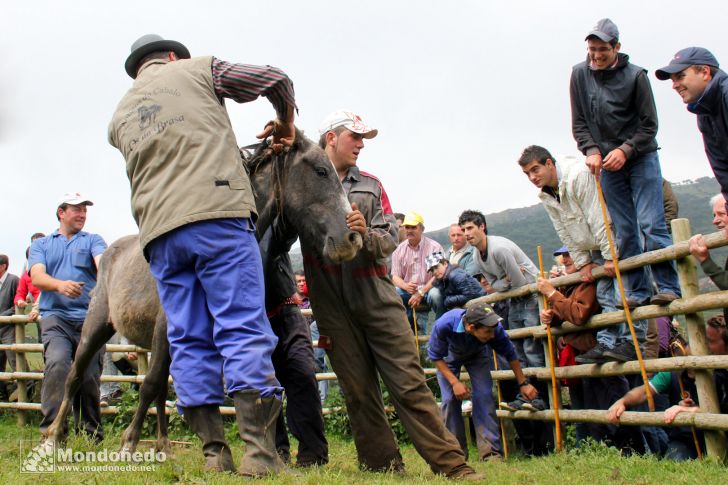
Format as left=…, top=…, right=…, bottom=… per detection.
left=156, top=438, right=172, bottom=457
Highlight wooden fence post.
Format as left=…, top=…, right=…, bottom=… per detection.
left=13, top=307, right=28, bottom=427
left=672, top=218, right=727, bottom=462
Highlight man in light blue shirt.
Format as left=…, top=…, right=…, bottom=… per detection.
left=29, top=192, right=107, bottom=441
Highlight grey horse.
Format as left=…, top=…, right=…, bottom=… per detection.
left=45, top=130, right=362, bottom=459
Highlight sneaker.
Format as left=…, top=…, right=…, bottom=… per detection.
left=615, top=298, right=649, bottom=310
left=575, top=343, right=610, bottom=364
left=499, top=394, right=527, bottom=412
left=650, top=292, right=679, bottom=305
left=100, top=389, right=123, bottom=407
left=521, top=398, right=547, bottom=412
left=602, top=342, right=638, bottom=362
left=481, top=451, right=504, bottom=462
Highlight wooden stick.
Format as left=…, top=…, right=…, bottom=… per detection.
left=594, top=177, right=654, bottom=411
left=537, top=246, right=562, bottom=451
left=491, top=349, right=509, bottom=459
left=412, top=308, right=421, bottom=359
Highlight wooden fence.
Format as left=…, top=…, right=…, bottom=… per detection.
left=1, top=218, right=726, bottom=460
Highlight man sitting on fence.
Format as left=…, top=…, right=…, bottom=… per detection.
left=28, top=193, right=107, bottom=441
left=391, top=212, right=445, bottom=334
left=429, top=302, right=538, bottom=461
left=534, top=246, right=642, bottom=449
left=607, top=315, right=728, bottom=460
left=427, top=251, right=484, bottom=312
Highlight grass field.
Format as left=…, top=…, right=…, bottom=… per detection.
left=0, top=412, right=724, bottom=485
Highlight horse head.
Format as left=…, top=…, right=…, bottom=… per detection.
left=244, top=129, right=363, bottom=263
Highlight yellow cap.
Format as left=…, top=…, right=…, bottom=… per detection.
left=402, top=212, right=424, bottom=226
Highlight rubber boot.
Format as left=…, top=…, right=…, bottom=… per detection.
left=182, top=405, right=235, bottom=472
left=233, top=390, right=287, bottom=477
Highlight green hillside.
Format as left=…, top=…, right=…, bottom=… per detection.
left=292, top=176, right=723, bottom=274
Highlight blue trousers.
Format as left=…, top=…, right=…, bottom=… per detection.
left=148, top=218, right=281, bottom=409
left=508, top=293, right=545, bottom=368
left=600, top=151, right=681, bottom=301
left=396, top=287, right=444, bottom=335
left=591, top=252, right=647, bottom=347
left=437, top=351, right=501, bottom=459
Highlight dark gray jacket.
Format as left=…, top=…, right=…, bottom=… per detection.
left=570, top=53, right=658, bottom=160
left=688, top=69, right=728, bottom=202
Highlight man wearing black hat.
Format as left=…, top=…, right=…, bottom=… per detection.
left=108, top=34, right=296, bottom=476
left=428, top=302, right=537, bottom=461
left=569, top=18, right=681, bottom=313
left=656, top=47, right=728, bottom=205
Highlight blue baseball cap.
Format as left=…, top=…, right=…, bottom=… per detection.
left=655, top=47, right=719, bottom=80
left=553, top=245, right=569, bottom=256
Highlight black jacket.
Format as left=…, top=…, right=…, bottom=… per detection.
left=689, top=69, right=728, bottom=202
left=433, top=265, right=485, bottom=309
left=570, top=53, right=658, bottom=160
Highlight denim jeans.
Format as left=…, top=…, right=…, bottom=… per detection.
left=591, top=252, right=647, bottom=348
left=599, top=151, right=681, bottom=301
left=309, top=321, right=329, bottom=404
left=507, top=293, right=544, bottom=368
left=100, top=332, right=122, bottom=398
left=437, top=351, right=501, bottom=459
left=396, top=286, right=444, bottom=335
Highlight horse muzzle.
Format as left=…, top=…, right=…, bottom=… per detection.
left=324, top=230, right=363, bottom=263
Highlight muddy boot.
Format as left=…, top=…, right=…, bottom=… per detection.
left=182, top=405, right=235, bottom=472
left=233, top=390, right=287, bottom=477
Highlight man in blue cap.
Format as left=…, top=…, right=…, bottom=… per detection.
left=655, top=47, right=728, bottom=205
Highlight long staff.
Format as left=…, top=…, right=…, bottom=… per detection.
left=670, top=341, right=703, bottom=460
left=412, top=308, right=421, bottom=359
left=594, top=177, right=655, bottom=411
left=537, top=246, right=563, bottom=451
left=491, top=349, right=509, bottom=459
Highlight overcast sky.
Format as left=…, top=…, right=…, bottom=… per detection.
left=2, top=1, right=726, bottom=275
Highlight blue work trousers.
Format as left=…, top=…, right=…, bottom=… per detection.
left=147, top=218, right=281, bottom=409
left=599, top=151, right=681, bottom=301
left=437, top=351, right=501, bottom=459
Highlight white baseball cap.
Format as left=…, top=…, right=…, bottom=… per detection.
left=58, top=192, right=94, bottom=207
left=318, top=110, right=378, bottom=138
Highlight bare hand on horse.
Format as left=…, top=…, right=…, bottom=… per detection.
left=257, top=119, right=296, bottom=153
left=346, top=203, right=367, bottom=235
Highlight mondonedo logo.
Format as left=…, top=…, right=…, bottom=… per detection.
left=20, top=440, right=166, bottom=474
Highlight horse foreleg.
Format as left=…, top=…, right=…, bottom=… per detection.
left=46, top=301, right=114, bottom=444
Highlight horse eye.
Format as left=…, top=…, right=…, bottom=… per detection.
left=314, top=166, right=328, bottom=178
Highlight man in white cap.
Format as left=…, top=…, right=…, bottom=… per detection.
left=303, top=110, right=481, bottom=479
left=108, top=34, right=296, bottom=475
left=28, top=193, right=107, bottom=441
left=655, top=47, right=728, bottom=205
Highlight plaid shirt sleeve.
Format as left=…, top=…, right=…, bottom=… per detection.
left=211, top=57, right=296, bottom=120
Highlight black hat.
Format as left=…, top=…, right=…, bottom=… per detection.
left=463, top=302, right=501, bottom=328
left=125, top=34, right=190, bottom=79
left=655, top=47, right=719, bottom=80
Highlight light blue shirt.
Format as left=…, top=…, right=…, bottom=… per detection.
left=28, top=230, right=107, bottom=321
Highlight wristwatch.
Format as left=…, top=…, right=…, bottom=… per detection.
left=417, top=289, right=425, bottom=297
left=519, top=378, right=531, bottom=387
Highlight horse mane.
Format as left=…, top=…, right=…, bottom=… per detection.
left=242, top=127, right=308, bottom=177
